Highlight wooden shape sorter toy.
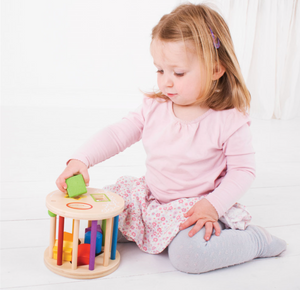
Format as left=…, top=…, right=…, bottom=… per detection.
left=44, top=188, right=124, bottom=279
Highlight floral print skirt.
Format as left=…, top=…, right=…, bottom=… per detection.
left=104, top=176, right=252, bottom=254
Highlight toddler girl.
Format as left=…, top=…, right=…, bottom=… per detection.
left=56, top=3, right=286, bottom=273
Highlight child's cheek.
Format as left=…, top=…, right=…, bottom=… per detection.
left=157, top=76, right=164, bottom=92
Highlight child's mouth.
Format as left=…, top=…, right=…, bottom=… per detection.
left=167, top=93, right=177, bottom=97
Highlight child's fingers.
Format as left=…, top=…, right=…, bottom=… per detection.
left=56, top=176, right=67, bottom=193
left=213, top=221, right=221, bottom=236
left=204, top=222, right=221, bottom=241
left=190, top=221, right=219, bottom=240
left=188, top=219, right=205, bottom=237
left=56, top=169, right=76, bottom=193
left=80, top=170, right=90, bottom=187
left=184, top=207, right=194, bottom=218
left=204, top=222, right=213, bottom=241
left=67, top=159, right=89, bottom=186
left=56, top=160, right=90, bottom=193
left=179, top=214, right=197, bottom=231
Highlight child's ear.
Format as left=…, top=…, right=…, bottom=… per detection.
left=212, top=63, right=225, bottom=80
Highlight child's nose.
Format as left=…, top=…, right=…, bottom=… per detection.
left=165, top=75, right=174, bottom=87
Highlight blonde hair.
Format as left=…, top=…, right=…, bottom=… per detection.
left=146, top=3, right=251, bottom=113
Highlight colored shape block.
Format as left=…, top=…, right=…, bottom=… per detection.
left=84, top=230, right=103, bottom=255
left=66, top=174, right=87, bottom=198
left=52, top=232, right=74, bottom=262
left=85, top=224, right=102, bottom=234
left=77, top=244, right=90, bottom=266
left=63, top=232, right=73, bottom=242
left=53, top=240, right=73, bottom=262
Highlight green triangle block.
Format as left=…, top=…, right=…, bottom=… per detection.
left=66, top=174, right=87, bottom=198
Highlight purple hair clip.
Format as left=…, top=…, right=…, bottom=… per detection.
left=209, top=28, right=220, bottom=49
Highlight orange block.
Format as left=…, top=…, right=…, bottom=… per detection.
left=63, top=232, right=73, bottom=242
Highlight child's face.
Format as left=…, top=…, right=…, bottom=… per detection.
left=151, top=39, right=206, bottom=107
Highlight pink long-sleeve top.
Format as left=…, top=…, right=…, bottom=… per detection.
left=71, top=96, right=255, bottom=217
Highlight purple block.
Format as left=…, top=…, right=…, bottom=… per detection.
left=85, top=224, right=102, bottom=234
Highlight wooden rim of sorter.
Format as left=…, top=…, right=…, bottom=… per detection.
left=46, top=188, right=124, bottom=220
left=44, top=247, right=121, bottom=279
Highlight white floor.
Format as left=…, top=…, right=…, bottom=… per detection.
left=1, top=105, right=300, bottom=290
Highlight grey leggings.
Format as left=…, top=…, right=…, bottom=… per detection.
left=168, top=221, right=286, bottom=273
left=118, top=222, right=286, bottom=274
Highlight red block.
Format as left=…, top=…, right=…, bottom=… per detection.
left=77, top=244, right=90, bottom=266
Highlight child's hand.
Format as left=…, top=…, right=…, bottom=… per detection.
left=56, top=159, right=90, bottom=193
left=179, top=199, right=220, bottom=241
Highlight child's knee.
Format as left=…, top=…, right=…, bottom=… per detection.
left=168, top=226, right=209, bottom=274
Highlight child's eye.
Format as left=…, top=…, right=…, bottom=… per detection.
left=156, top=70, right=164, bottom=74
left=174, top=72, right=184, bottom=77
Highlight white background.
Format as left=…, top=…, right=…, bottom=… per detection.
left=1, top=0, right=175, bottom=109
left=1, top=1, right=299, bottom=289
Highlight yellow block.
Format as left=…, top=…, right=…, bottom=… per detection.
left=52, top=232, right=73, bottom=262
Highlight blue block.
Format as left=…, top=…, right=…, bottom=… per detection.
left=84, top=231, right=103, bottom=255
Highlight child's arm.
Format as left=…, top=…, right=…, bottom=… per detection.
left=180, top=122, right=256, bottom=240
left=179, top=152, right=255, bottom=241
left=56, top=98, right=148, bottom=192
left=55, top=117, right=142, bottom=193
left=68, top=97, right=148, bottom=169
left=69, top=116, right=143, bottom=169
left=204, top=153, right=255, bottom=217
left=56, top=159, right=89, bottom=193
left=205, top=121, right=256, bottom=217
